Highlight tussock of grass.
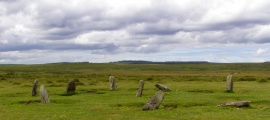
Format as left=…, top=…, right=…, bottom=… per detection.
left=76, top=82, right=85, bottom=86
left=46, top=80, right=53, bottom=83
left=56, top=79, right=66, bottom=83
left=257, top=79, right=268, bottom=82
left=238, top=76, right=257, bottom=81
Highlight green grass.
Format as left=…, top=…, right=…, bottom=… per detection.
left=0, top=63, right=270, bottom=119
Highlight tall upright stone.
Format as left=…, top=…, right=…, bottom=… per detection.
left=142, top=90, right=165, bottom=111
left=32, top=79, right=38, bottom=96
left=109, top=76, right=117, bottom=90
left=66, top=80, right=76, bottom=93
left=226, top=74, right=233, bottom=92
left=136, top=80, right=144, bottom=97
left=40, top=85, right=50, bottom=103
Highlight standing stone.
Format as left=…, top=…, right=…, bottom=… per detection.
left=40, top=85, right=50, bottom=103
left=226, top=74, right=233, bottom=92
left=142, top=90, right=165, bottom=111
left=136, top=80, right=144, bottom=97
left=109, top=76, right=117, bottom=90
left=32, top=79, right=38, bottom=96
left=66, top=80, right=76, bottom=93
left=155, top=83, right=172, bottom=91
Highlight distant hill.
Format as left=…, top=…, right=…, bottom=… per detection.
left=49, top=62, right=90, bottom=64
left=110, top=60, right=209, bottom=64
left=0, top=64, right=23, bottom=66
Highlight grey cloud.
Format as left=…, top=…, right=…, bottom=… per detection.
left=1, top=0, right=270, bottom=55
left=200, top=17, right=270, bottom=32
left=0, top=43, right=41, bottom=51
left=0, top=42, right=118, bottom=53
left=3, top=0, right=270, bottom=64
left=251, top=35, right=270, bottom=44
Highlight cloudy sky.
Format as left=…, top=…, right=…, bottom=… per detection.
left=0, top=0, right=270, bottom=64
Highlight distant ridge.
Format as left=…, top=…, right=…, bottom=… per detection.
left=48, top=62, right=90, bottom=64
left=110, top=60, right=209, bottom=64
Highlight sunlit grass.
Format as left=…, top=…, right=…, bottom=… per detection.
left=0, top=63, right=270, bottom=119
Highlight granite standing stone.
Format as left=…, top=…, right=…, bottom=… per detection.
left=32, top=79, right=38, bottom=96
left=40, top=85, right=50, bottom=103
left=226, top=74, right=233, bottom=92
left=136, top=80, right=144, bottom=97
left=142, top=90, right=165, bottom=111
left=109, top=76, right=117, bottom=90
left=66, top=80, right=76, bottom=93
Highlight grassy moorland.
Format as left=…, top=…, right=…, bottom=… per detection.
left=0, top=62, right=270, bottom=120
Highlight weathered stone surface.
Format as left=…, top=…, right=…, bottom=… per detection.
left=32, top=79, right=38, bottom=96
left=40, top=85, right=50, bottom=103
left=226, top=74, right=233, bottom=92
left=142, top=90, right=165, bottom=111
left=109, top=76, right=117, bottom=90
left=136, top=80, right=144, bottom=97
left=220, top=101, right=250, bottom=107
left=66, top=80, right=76, bottom=93
left=155, top=83, right=171, bottom=91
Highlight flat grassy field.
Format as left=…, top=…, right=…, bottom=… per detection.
left=0, top=63, right=270, bottom=120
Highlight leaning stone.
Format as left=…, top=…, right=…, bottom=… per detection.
left=220, top=101, right=250, bottom=107
left=40, top=85, right=50, bottom=103
left=142, top=90, right=165, bottom=111
left=136, top=80, right=144, bottom=97
left=226, top=74, right=233, bottom=92
left=66, top=80, right=76, bottom=93
left=32, top=79, right=38, bottom=96
left=155, top=83, right=172, bottom=91
left=109, top=76, right=117, bottom=90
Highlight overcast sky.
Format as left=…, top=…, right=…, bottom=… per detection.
left=0, top=0, right=270, bottom=64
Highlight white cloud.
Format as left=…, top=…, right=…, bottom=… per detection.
left=0, top=39, right=8, bottom=44
left=74, top=30, right=129, bottom=45
left=256, top=48, right=268, bottom=56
